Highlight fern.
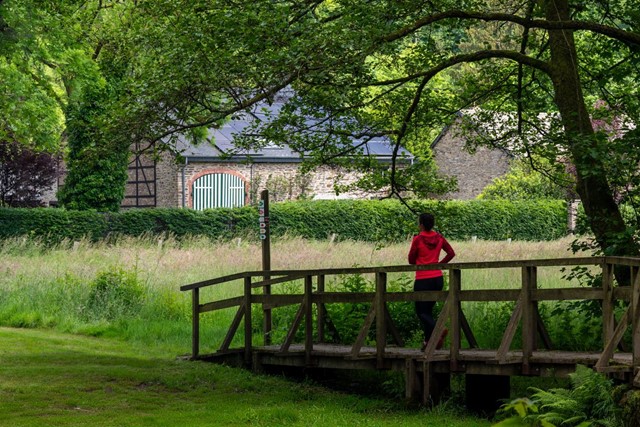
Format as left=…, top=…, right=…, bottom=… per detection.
left=494, top=366, right=621, bottom=427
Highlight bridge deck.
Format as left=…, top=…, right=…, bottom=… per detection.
left=200, top=344, right=634, bottom=378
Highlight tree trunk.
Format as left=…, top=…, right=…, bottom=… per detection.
left=545, top=0, right=638, bottom=283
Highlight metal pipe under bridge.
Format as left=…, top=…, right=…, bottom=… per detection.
left=180, top=256, right=640, bottom=409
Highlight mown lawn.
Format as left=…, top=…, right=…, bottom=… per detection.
left=0, top=327, right=491, bottom=427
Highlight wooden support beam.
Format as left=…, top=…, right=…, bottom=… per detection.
left=349, top=304, right=376, bottom=359
left=602, top=262, right=614, bottom=349
left=219, top=304, right=246, bottom=352
left=596, top=307, right=630, bottom=370
left=304, top=275, right=314, bottom=366
left=244, top=277, right=252, bottom=366
left=497, top=296, right=524, bottom=363
left=317, top=275, right=326, bottom=343
left=459, top=304, right=478, bottom=349
left=192, top=288, right=200, bottom=358
left=632, top=266, right=640, bottom=368
left=422, top=295, right=452, bottom=360
left=280, top=302, right=306, bottom=353
left=449, top=269, right=462, bottom=371
left=375, top=272, right=387, bottom=369
left=405, top=359, right=418, bottom=400
left=521, top=266, right=537, bottom=374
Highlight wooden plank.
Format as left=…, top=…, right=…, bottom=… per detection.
left=317, top=275, right=326, bottom=343
left=181, top=271, right=249, bottom=291
left=531, top=288, right=604, bottom=301
left=349, top=305, right=376, bottom=359
left=183, top=257, right=606, bottom=292
left=244, top=277, right=252, bottom=366
left=375, top=272, right=387, bottom=369
left=449, top=269, right=461, bottom=371
left=423, top=296, right=452, bottom=360
left=312, top=292, right=375, bottom=304
left=497, top=295, right=524, bottom=363
left=614, top=287, right=632, bottom=301
left=405, top=359, right=417, bottom=400
left=596, top=307, right=630, bottom=369
left=602, top=262, right=614, bottom=349
left=459, top=289, right=521, bottom=302
left=460, top=304, right=478, bottom=349
left=219, top=304, right=246, bottom=352
left=632, top=266, right=640, bottom=368
left=280, top=303, right=306, bottom=353
left=521, top=266, right=537, bottom=374
left=251, top=273, right=308, bottom=288
left=386, top=291, right=447, bottom=303
left=605, top=256, right=640, bottom=267
left=304, top=276, right=314, bottom=366
left=192, top=288, right=200, bottom=358
left=253, top=294, right=303, bottom=308
left=200, top=296, right=244, bottom=313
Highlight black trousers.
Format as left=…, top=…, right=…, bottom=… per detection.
left=414, top=276, right=444, bottom=342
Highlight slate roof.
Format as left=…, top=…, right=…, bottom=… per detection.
left=174, top=97, right=412, bottom=163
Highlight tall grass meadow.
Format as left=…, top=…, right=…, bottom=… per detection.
left=0, top=235, right=600, bottom=355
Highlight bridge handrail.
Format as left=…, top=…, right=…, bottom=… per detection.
left=181, top=255, right=640, bottom=383
left=180, top=256, right=612, bottom=291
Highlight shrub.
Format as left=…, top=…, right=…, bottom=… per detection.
left=86, top=267, right=145, bottom=321
left=0, top=198, right=569, bottom=244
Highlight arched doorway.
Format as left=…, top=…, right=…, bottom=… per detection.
left=191, top=172, right=246, bottom=209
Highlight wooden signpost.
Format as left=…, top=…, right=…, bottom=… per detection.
left=259, top=190, right=272, bottom=344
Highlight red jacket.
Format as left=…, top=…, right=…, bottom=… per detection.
left=408, top=231, right=455, bottom=279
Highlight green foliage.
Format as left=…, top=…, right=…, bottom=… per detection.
left=478, top=160, right=572, bottom=201
left=495, top=366, right=621, bottom=427
left=57, top=82, right=129, bottom=212
left=0, top=198, right=569, bottom=244
left=86, top=267, right=145, bottom=321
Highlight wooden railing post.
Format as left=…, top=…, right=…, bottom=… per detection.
left=192, top=288, right=200, bottom=358
left=521, top=266, right=537, bottom=374
left=375, top=271, right=387, bottom=369
left=449, top=269, right=461, bottom=370
left=317, top=275, right=326, bottom=343
left=305, top=275, right=314, bottom=366
left=602, top=262, right=614, bottom=348
left=244, top=277, right=252, bottom=366
left=632, top=266, right=640, bottom=368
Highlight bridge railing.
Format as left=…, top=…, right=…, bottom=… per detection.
left=180, top=256, right=640, bottom=382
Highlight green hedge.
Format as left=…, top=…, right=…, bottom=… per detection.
left=0, top=199, right=569, bottom=243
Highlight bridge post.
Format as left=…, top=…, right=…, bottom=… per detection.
left=375, top=271, right=387, bottom=369
left=192, top=288, right=200, bottom=359
left=317, top=275, right=326, bottom=343
left=632, top=266, right=640, bottom=368
left=449, top=269, right=461, bottom=371
left=304, top=275, right=314, bottom=366
left=521, top=266, right=537, bottom=374
left=602, top=262, right=614, bottom=348
left=244, top=276, right=252, bottom=367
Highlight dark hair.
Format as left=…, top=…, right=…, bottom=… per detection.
left=419, top=213, right=435, bottom=231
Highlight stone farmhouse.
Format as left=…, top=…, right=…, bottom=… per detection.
left=122, top=102, right=413, bottom=210
left=430, top=112, right=513, bottom=200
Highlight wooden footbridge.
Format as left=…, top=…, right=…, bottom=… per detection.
left=180, top=256, right=640, bottom=407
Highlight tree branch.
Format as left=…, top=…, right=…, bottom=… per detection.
left=380, top=10, right=640, bottom=47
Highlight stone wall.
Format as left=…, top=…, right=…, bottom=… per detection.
left=153, top=156, right=383, bottom=208
left=432, top=121, right=512, bottom=200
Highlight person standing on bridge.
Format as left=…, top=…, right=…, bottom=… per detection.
left=408, top=213, right=456, bottom=350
